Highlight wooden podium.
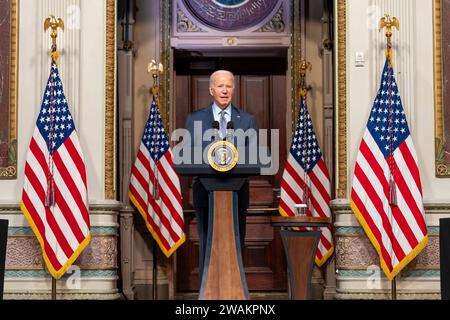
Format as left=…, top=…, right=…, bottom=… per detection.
left=271, top=216, right=330, bottom=300
left=174, top=164, right=260, bottom=300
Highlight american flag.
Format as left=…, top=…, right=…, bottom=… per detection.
left=278, top=95, right=334, bottom=266
left=350, top=57, right=428, bottom=280
left=21, top=59, right=91, bottom=279
left=128, top=90, right=185, bottom=257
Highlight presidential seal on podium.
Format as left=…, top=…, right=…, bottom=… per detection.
left=207, top=140, right=238, bottom=172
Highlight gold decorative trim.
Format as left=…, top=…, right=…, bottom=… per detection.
left=105, top=0, right=116, bottom=199
left=10, top=0, right=18, bottom=144
left=290, top=0, right=301, bottom=136
left=336, top=0, right=347, bottom=197
left=161, top=0, right=171, bottom=133
left=433, top=0, right=449, bottom=176
left=0, top=0, right=18, bottom=179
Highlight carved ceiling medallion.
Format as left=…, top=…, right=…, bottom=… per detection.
left=182, top=0, right=279, bottom=31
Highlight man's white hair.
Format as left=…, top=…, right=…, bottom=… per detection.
left=209, top=70, right=235, bottom=88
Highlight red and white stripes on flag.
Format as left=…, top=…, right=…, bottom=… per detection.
left=21, top=59, right=90, bottom=279
left=128, top=91, right=185, bottom=257
left=278, top=96, right=334, bottom=266
left=350, top=57, right=428, bottom=280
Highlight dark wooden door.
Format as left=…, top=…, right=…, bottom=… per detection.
left=174, top=56, right=288, bottom=292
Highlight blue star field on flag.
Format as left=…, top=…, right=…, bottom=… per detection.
left=142, top=95, right=169, bottom=162
left=290, top=97, right=322, bottom=173
left=367, top=59, right=410, bottom=158
left=37, top=60, right=76, bottom=153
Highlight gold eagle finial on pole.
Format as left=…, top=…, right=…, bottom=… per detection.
left=148, top=59, right=164, bottom=98
left=379, top=14, right=399, bottom=64
left=44, top=15, right=64, bottom=63
left=148, top=59, right=164, bottom=88
left=379, top=14, right=399, bottom=37
left=299, top=59, right=312, bottom=97
left=44, top=15, right=64, bottom=48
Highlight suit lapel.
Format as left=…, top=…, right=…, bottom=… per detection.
left=204, top=104, right=215, bottom=132
left=231, top=104, right=242, bottom=129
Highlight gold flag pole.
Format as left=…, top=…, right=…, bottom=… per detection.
left=147, top=59, right=164, bottom=300
left=147, top=60, right=163, bottom=201
left=44, top=15, right=64, bottom=63
left=298, top=59, right=312, bottom=98
left=44, top=15, right=64, bottom=301
left=379, top=14, right=400, bottom=301
left=298, top=60, right=312, bottom=212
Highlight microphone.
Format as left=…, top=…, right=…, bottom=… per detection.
left=212, top=121, right=220, bottom=141
left=226, top=121, right=234, bottom=142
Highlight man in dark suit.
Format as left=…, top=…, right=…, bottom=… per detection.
left=185, top=70, right=257, bottom=282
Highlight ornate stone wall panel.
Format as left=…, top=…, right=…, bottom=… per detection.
left=6, top=237, right=43, bottom=269
left=1, top=203, right=120, bottom=299
left=74, top=236, right=117, bottom=269
left=335, top=235, right=379, bottom=269
left=181, top=0, right=280, bottom=31
left=405, top=236, right=440, bottom=270
left=336, top=233, right=440, bottom=271
left=256, top=5, right=285, bottom=33
left=333, top=199, right=447, bottom=299
left=5, top=235, right=117, bottom=270
left=171, top=0, right=291, bottom=48
left=176, top=8, right=205, bottom=33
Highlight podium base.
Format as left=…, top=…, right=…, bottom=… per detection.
left=199, top=191, right=249, bottom=300
left=281, top=229, right=321, bottom=300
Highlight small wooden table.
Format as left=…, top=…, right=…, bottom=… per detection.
left=271, top=216, right=330, bottom=300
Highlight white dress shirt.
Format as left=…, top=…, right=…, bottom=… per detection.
left=212, top=103, right=232, bottom=123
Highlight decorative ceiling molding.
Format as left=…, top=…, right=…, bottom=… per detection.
left=181, top=0, right=279, bottom=31
left=176, top=7, right=205, bottom=33
left=171, top=0, right=291, bottom=49
left=255, top=5, right=285, bottom=33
